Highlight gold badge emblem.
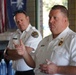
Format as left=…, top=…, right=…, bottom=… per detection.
left=31, top=31, right=39, bottom=38
left=58, top=38, right=63, bottom=46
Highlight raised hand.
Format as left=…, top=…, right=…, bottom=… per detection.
left=13, top=40, right=27, bottom=57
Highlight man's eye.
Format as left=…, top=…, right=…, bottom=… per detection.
left=49, top=16, right=52, bottom=20
left=17, top=21, right=19, bottom=24
left=21, top=20, right=23, bottom=21
left=54, top=17, right=57, bottom=19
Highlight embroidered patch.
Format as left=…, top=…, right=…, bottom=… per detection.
left=31, top=31, right=39, bottom=38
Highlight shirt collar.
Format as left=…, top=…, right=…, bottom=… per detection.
left=53, top=27, right=70, bottom=41
left=17, top=24, right=32, bottom=34
left=26, top=24, right=32, bottom=32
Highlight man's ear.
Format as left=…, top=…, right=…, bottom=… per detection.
left=27, top=16, right=29, bottom=21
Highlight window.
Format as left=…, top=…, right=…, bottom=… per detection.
left=43, top=0, right=68, bottom=37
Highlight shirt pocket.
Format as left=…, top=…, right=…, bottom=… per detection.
left=50, top=46, right=70, bottom=65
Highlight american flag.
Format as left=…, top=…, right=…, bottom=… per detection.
left=0, top=0, right=7, bottom=33
left=0, top=0, right=26, bottom=32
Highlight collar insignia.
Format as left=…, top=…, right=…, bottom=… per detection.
left=58, top=38, right=63, bottom=46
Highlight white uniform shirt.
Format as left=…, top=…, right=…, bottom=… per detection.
left=34, top=27, right=76, bottom=75
left=8, top=24, right=42, bottom=71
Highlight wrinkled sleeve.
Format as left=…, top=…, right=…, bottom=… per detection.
left=70, top=35, right=76, bottom=66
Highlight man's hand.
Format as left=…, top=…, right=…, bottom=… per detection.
left=39, top=60, right=58, bottom=74
left=4, top=47, right=11, bottom=60
left=13, top=40, right=27, bottom=57
left=14, top=40, right=35, bottom=68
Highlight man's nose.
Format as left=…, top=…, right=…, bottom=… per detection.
left=50, top=17, right=54, bottom=23
left=18, top=21, right=22, bottom=25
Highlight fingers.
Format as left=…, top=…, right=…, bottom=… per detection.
left=46, top=59, right=51, bottom=64
left=13, top=41, right=18, bottom=47
left=14, top=39, right=24, bottom=46
left=39, top=64, right=48, bottom=74
left=20, top=39, right=24, bottom=46
left=39, top=60, right=52, bottom=74
left=13, top=40, right=21, bottom=48
left=39, top=64, right=47, bottom=70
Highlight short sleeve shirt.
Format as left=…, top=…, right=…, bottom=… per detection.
left=8, top=24, right=42, bottom=71
left=34, top=27, right=76, bottom=75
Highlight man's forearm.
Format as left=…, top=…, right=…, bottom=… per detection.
left=6, top=49, right=22, bottom=60
left=23, top=51, right=35, bottom=68
left=57, top=66, right=76, bottom=74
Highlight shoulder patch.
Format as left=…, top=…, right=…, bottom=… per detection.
left=31, top=31, right=39, bottom=38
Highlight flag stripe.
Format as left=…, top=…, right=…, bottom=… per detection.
left=0, top=0, right=6, bottom=33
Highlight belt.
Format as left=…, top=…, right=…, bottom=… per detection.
left=15, top=70, right=35, bottom=75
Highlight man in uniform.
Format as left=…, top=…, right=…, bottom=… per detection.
left=14, top=5, right=76, bottom=75
left=4, top=10, right=42, bottom=75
